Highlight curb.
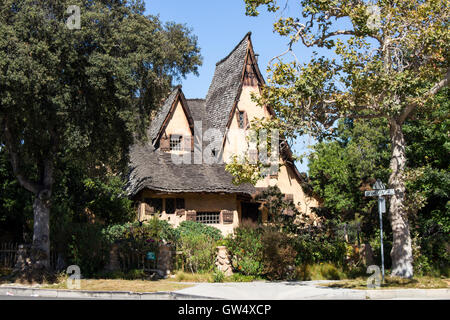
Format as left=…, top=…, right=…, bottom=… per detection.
left=0, top=286, right=219, bottom=300
left=307, top=288, right=450, bottom=300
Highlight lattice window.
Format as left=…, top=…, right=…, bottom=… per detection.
left=170, top=135, right=182, bottom=151
left=196, top=212, right=220, bottom=224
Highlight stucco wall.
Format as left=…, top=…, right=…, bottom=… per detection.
left=138, top=192, right=240, bottom=236
left=163, top=99, right=192, bottom=153
left=224, top=84, right=319, bottom=216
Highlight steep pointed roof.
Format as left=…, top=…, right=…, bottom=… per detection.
left=147, top=87, right=180, bottom=145
left=204, top=32, right=251, bottom=132
left=147, top=86, right=194, bottom=147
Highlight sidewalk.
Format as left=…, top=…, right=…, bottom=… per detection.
left=0, top=281, right=449, bottom=300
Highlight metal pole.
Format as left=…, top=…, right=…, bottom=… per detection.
left=378, top=196, right=385, bottom=283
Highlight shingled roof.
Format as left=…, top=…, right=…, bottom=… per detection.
left=126, top=32, right=303, bottom=198
left=126, top=143, right=255, bottom=196
left=204, top=32, right=250, bottom=132
left=147, top=87, right=180, bottom=145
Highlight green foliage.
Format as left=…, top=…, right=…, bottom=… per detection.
left=254, top=185, right=300, bottom=232
left=293, top=232, right=347, bottom=267
left=81, top=176, right=135, bottom=225
left=296, top=263, right=347, bottom=281
left=0, top=0, right=202, bottom=264
left=175, top=221, right=221, bottom=273
left=177, top=221, right=223, bottom=242
left=179, top=233, right=217, bottom=273
left=260, top=227, right=297, bottom=280
left=67, top=223, right=110, bottom=277
left=226, top=221, right=264, bottom=276
left=309, top=118, right=390, bottom=219
left=0, top=148, right=33, bottom=242
left=212, top=268, right=225, bottom=283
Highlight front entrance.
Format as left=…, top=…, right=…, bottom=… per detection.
left=241, top=202, right=260, bottom=223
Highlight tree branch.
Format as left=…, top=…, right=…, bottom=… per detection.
left=398, top=68, right=449, bottom=124
left=3, top=120, right=41, bottom=194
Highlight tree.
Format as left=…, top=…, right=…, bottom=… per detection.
left=308, top=118, right=390, bottom=231
left=0, top=0, right=201, bottom=271
left=243, top=0, right=449, bottom=277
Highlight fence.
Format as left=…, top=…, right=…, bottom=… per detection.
left=0, top=243, right=19, bottom=269
left=0, top=243, right=59, bottom=270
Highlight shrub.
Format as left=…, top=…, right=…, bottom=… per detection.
left=67, top=223, right=110, bottom=277
left=213, top=268, right=225, bottom=283
left=177, top=221, right=223, bottom=242
left=293, top=233, right=347, bottom=266
left=101, top=217, right=179, bottom=272
left=227, top=220, right=264, bottom=276
left=261, top=227, right=297, bottom=280
left=179, top=233, right=217, bottom=273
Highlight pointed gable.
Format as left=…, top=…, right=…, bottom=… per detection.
left=147, top=86, right=194, bottom=148
left=204, top=33, right=250, bottom=132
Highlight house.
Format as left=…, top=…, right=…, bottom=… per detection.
left=126, top=32, right=319, bottom=236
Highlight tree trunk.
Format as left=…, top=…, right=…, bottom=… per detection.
left=31, top=189, right=52, bottom=269
left=388, top=119, right=413, bottom=278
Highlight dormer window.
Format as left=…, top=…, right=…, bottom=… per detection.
left=170, top=135, right=182, bottom=151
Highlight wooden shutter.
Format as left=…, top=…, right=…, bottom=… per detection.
left=183, top=135, right=192, bottom=152
left=221, top=210, right=234, bottom=224
left=185, top=210, right=197, bottom=222
left=243, top=111, right=249, bottom=129
left=160, top=134, right=170, bottom=151
left=145, top=203, right=154, bottom=215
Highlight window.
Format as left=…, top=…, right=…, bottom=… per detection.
left=170, top=135, right=182, bottom=151
left=196, top=212, right=220, bottom=224
left=165, top=198, right=185, bottom=214
left=176, top=198, right=185, bottom=210
left=165, top=198, right=175, bottom=214
left=238, top=111, right=245, bottom=129
left=144, top=198, right=162, bottom=214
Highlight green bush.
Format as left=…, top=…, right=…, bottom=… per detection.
left=179, top=233, right=217, bottom=273
left=213, top=268, right=225, bottom=283
left=227, top=220, right=264, bottom=276
left=293, top=233, right=347, bottom=266
left=177, top=221, right=223, bottom=242
left=261, top=227, right=297, bottom=280
left=67, top=223, right=110, bottom=277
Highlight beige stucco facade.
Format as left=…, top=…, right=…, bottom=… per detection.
left=222, top=84, right=320, bottom=217
left=132, top=33, right=320, bottom=236
left=137, top=191, right=241, bottom=236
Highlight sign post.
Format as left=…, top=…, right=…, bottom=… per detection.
left=365, top=179, right=395, bottom=283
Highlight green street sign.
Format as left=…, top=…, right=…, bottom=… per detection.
left=146, top=252, right=156, bottom=261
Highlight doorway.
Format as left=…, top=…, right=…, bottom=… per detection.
left=241, top=202, right=260, bottom=223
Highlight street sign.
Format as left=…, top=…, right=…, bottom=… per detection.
left=373, top=179, right=386, bottom=190
left=364, top=179, right=397, bottom=283
left=365, top=189, right=395, bottom=197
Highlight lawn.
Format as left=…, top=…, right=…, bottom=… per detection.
left=320, top=276, right=450, bottom=290
left=43, top=279, right=192, bottom=293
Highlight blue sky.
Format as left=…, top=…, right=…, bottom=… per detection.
left=144, top=0, right=319, bottom=172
